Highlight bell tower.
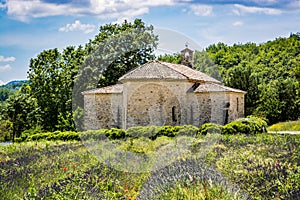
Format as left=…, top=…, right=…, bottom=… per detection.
left=180, top=42, right=194, bottom=68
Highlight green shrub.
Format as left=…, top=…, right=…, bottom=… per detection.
left=25, top=131, right=80, bottom=141
left=198, top=123, right=223, bottom=135
left=19, top=126, right=43, bottom=142
left=177, top=125, right=199, bottom=137
left=80, top=129, right=109, bottom=141
left=268, top=119, right=300, bottom=131
left=26, top=132, right=53, bottom=141
left=222, top=116, right=267, bottom=135
left=126, top=126, right=161, bottom=139
left=158, top=126, right=180, bottom=138
left=106, top=128, right=126, bottom=140
left=51, top=131, right=80, bottom=141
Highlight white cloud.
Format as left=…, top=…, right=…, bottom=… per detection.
left=0, top=64, right=12, bottom=72
left=233, top=4, right=282, bottom=15
left=233, top=21, right=244, bottom=26
left=5, top=0, right=82, bottom=22
left=189, top=4, right=213, bottom=16
left=0, top=55, right=16, bottom=62
left=4, top=0, right=177, bottom=22
left=59, top=20, right=95, bottom=34
left=0, top=2, right=6, bottom=9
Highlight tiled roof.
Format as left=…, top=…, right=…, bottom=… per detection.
left=82, top=84, right=123, bottom=95
left=119, top=60, right=221, bottom=83
left=194, top=83, right=246, bottom=94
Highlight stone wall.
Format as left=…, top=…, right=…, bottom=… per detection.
left=228, top=93, right=245, bottom=122
left=123, top=80, right=192, bottom=128
left=83, top=80, right=245, bottom=130
left=84, top=93, right=122, bottom=130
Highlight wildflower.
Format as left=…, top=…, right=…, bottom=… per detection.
left=62, top=165, right=67, bottom=171
left=124, top=189, right=129, bottom=193
left=289, top=164, right=293, bottom=169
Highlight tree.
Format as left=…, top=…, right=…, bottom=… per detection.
left=157, top=53, right=181, bottom=64
left=1, top=85, right=41, bottom=141
left=27, top=46, right=85, bottom=131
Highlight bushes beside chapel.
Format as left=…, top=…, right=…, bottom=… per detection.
left=15, top=116, right=267, bottom=142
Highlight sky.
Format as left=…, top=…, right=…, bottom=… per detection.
left=0, top=0, right=300, bottom=84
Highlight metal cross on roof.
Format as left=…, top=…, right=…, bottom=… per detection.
left=185, top=42, right=189, bottom=48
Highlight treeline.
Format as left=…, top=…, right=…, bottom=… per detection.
left=202, top=34, right=300, bottom=124
left=160, top=33, right=300, bottom=125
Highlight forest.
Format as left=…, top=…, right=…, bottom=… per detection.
left=0, top=19, right=299, bottom=141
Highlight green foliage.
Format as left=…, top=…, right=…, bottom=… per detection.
left=203, top=34, right=300, bottom=123
left=15, top=120, right=272, bottom=143
left=268, top=119, right=300, bottom=131
left=193, top=50, right=222, bottom=81
left=206, top=134, right=300, bottom=199
left=198, top=123, right=223, bottom=135
left=1, top=134, right=299, bottom=199
left=24, top=131, right=79, bottom=142
left=222, top=116, right=267, bottom=135
left=106, top=128, right=126, bottom=140
left=126, top=126, right=161, bottom=139
left=0, top=80, right=28, bottom=102
left=79, top=129, right=109, bottom=141
left=27, top=46, right=85, bottom=132
left=1, top=85, right=42, bottom=141
left=159, top=181, right=241, bottom=200
left=157, top=126, right=180, bottom=138
left=0, top=119, right=12, bottom=142
left=157, top=53, right=181, bottom=64
left=177, top=125, right=199, bottom=137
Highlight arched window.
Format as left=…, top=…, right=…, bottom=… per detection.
left=172, top=106, right=177, bottom=122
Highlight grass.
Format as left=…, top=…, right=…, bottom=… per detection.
left=159, top=181, right=241, bottom=200
left=268, top=119, right=300, bottom=131
left=0, top=133, right=299, bottom=199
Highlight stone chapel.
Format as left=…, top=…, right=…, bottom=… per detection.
left=82, top=47, right=246, bottom=130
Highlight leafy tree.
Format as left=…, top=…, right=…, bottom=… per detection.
left=27, top=46, right=85, bottom=131
left=157, top=53, right=181, bottom=64
left=204, top=34, right=300, bottom=124
left=1, top=85, right=41, bottom=141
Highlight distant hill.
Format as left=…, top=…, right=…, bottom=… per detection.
left=0, top=80, right=28, bottom=102
left=6, top=80, right=28, bottom=87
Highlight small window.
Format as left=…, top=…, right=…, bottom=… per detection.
left=172, top=106, right=177, bottom=122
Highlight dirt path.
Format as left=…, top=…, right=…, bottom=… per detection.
left=268, top=131, right=300, bottom=135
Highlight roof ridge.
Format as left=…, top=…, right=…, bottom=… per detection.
left=157, top=60, right=190, bottom=79
left=157, top=60, right=221, bottom=83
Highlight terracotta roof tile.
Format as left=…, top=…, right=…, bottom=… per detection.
left=119, top=60, right=221, bottom=83
left=194, top=83, right=246, bottom=93
left=119, top=60, right=187, bottom=81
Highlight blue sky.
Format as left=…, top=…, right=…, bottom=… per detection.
left=0, top=0, right=300, bottom=84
